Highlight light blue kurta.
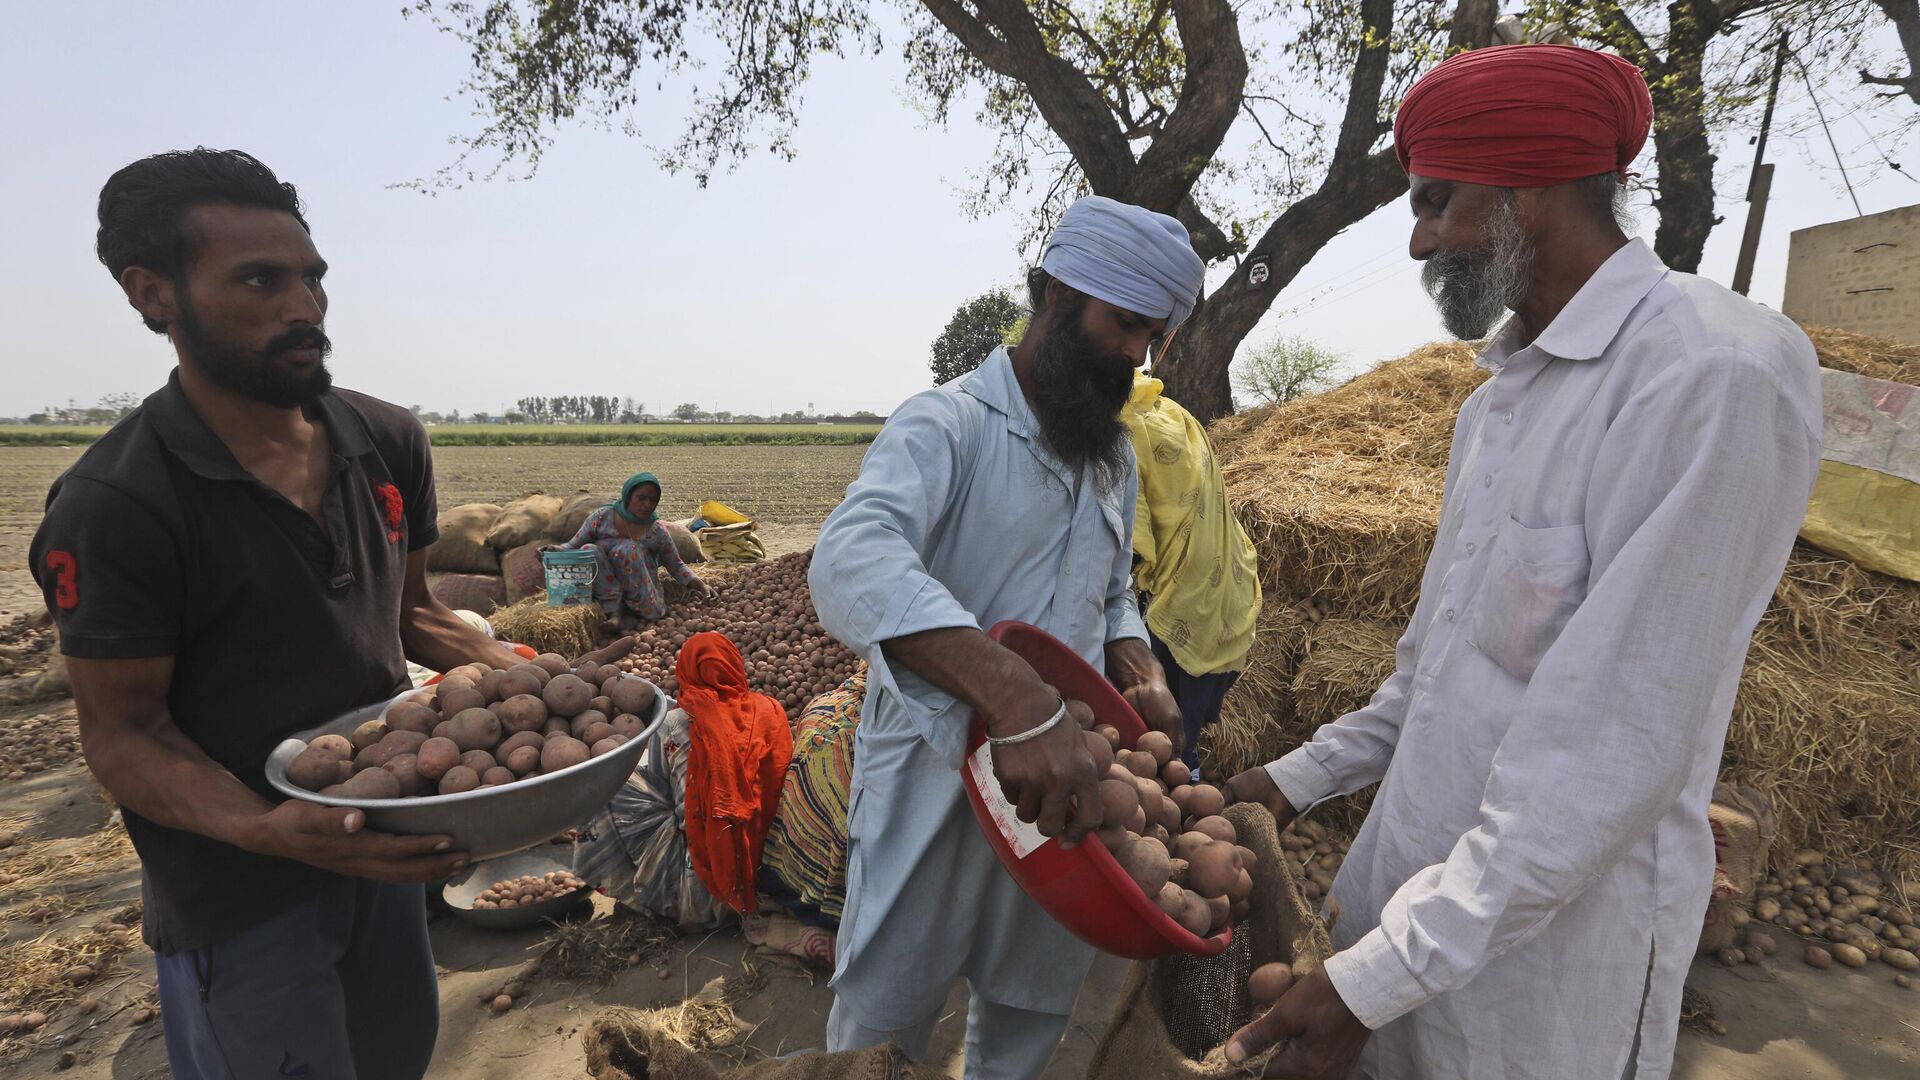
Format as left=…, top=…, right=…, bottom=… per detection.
left=809, top=347, right=1147, bottom=1026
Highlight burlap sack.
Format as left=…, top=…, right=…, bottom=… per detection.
left=550, top=494, right=605, bottom=543
left=428, top=572, right=507, bottom=616
left=585, top=1008, right=946, bottom=1080
left=502, top=542, right=548, bottom=603
left=1084, top=803, right=1334, bottom=1079
left=488, top=494, right=566, bottom=551
left=664, top=520, right=708, bottom=565
left=1698, top=783, right=1776, bottom=955
left=426, top=503, right=503, bottom=573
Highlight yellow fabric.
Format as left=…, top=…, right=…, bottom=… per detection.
left=1800, top=458, right=1920, bottom=583
left=698, top=520, right=767, bottom=563
left=1122, top=373, right=1260, bottom=675
left=699, top=499, right=752, bottom=527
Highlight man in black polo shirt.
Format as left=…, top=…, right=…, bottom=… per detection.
left=30, top=149, right=606, bottom=1079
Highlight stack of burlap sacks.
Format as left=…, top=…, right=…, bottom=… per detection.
left=425, top=494, right=705, bottom=615
left=1199, top=325, right=1920, bottom=900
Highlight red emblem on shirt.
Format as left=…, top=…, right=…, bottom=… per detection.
left=373, top=482, right=405, bottom=544
left=45, top=550, right=78, bottom=610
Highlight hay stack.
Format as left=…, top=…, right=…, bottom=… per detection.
left=489, top=598, right=597, bottom=658
left=1210, top=325, right=1920, bottom=879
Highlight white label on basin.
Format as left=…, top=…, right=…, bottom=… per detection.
left=968, top=741, right=1047, bottom=859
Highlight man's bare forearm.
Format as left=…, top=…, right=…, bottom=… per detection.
left=400, top=600, right=523, bottom=672
left=1105, top=636, right=1167, bottom=694
left=880, top=627, right=1059, bottom=736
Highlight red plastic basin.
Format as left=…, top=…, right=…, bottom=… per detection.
left=960, top=621, right=1230, bottom=960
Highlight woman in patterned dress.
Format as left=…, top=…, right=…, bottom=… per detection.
left=553, top=472, right=712, bottom=639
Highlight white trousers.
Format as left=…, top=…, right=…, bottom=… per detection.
left=827, top=989, right=1070, bottom=1080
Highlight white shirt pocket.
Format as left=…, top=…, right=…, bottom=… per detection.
left=1466, top=515, right=1591, bottom=682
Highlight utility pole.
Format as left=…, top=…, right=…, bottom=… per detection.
left=1732, top=32, right=1790, bottom=296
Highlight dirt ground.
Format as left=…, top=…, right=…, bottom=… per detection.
left=2, top=445, right=1917, bottom=1077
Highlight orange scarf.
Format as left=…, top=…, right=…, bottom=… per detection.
left=678, top=632, right=793, bottom=914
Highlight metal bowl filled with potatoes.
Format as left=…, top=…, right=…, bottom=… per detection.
left=265, top=655, right=666, bottom=862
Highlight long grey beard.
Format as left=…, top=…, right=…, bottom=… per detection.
left=1421, top=198, right=1534, bottom=340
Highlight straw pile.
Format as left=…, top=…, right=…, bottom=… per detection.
left=489, top=598, right=598, bottom=658
left=1207, top=325, right=1920, bottom=880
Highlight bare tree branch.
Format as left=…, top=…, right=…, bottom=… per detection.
left=1869, top=0, right=1920, bottom=105
left=1130, top=0, right=1248, bottom=209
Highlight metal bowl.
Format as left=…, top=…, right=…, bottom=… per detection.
left=263, top=679, right=666, bottom=862
left=442, top=847, right=592, bottom=930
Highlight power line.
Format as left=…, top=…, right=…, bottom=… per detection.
left=1847, top=106, right=1918, bottom=187
left=1791, top=52, right=1864, bottom=216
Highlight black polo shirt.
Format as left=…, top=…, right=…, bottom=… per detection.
left=29, top=371, right=440, bottom=954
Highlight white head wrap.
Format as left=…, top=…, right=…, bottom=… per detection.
left=1040, top=196, right=1206, bottom=330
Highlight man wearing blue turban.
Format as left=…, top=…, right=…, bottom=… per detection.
left=809, top=196, right=1207, bottom=1079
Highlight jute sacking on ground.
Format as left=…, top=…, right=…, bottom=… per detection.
left=1204, top=326, right=1920, bottom=882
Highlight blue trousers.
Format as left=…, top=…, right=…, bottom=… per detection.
left=154, top=879, right=438, bottom=1080
left=1147, top=628, right=1241, bottom=773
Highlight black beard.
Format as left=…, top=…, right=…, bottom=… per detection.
left=175, top=301, right=333, bottom=408
left=1030, top=307, right=1133, bottom=489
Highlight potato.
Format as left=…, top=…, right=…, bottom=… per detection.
left=437, top=687, right=486, bottom=719
left=1205, top=894, right=1230, bottom=932
left=608, top=676, right=658, bottom=717
left=380, top=730, right=430, bottom=756
left=1882, top=947, right=1918, bottom=972
left=569, top=709, right=610, bottom=740
left=1191, top=815, right=1236, bottom=845
left=382, top=754, right=429, bottom=797
left=1249, top=963, right=1294, bottom=1003
left=1133, top=776, right=1166, bottom=823
left=1097, top=824, right=1130, bottom=853
left=532, top=653, right=569, bottom=676
left=581, top=721, right=617, bottom=746
left=385, top=701, right=440, bottom=736
left=318, top=784, right=348, bottom=797
left=1157, top=799, right=1182, bottom=835
left=591, top=736, right=628, bottom=757
left=1096, top=724, right=1121, bottom=751
left=478, top=668, right=508, bottom=703
left=575, top=661, right=603, bottom=686
left=505, top=745, right=543, bottom=775
left=1083, top=730, right=1115, bottom=774
left=436, top=674, right=477, bottom=699
left=498, top=731, right=545, bottom=758
left=495, top=694, right=549, bottom=734
left=1173, top=831, right=1213, bottom=863
left=543, top=674, right=594, bottom=718
left=1174, top=891, right=1212, bottom=936
left=354, top=739, right=404, bottom=773
left=500, top=667, right=546, bottom=699
left=1099, top=778, right=1141, bottom=828
left=448, top=708, right=502, bottom=752
left=1106, top=763, right=1134, bottom=785
left=432, top=721, right=454, bottom=741
left=289, top=746, right=345, bottom=792
left=1161, top=760, right=1192, bottom=788
left=1833, top=943, right=1868, bottom=968
left=438, top=765, right=481, bottom=795
left=541, top=736, right=591, bottom=773
left=612, top=714, right=646, bottom=739
left=1123, top=751, right=1158, bottom=780
left=1136, top=731, right=1174, bottom=767
left=1228, top=868, right=1254, bottom=904
left=1116, top=833, right=1172, bottom=895
left=1185, top=784, right=1226, bottom=820
left=1169, top=785, right=1194, bottom=816
left=309, top=734, right=355, bottom=760
left=481, top=766, right=517, bottom=787
left=1188, top=842, right=1239, bottom=899
left=543, top=718, right=570, bottom=737
left=1130, top=805, right=1148, bottom=834
left=416, top=737, right=462, bottom=781
left=342, top=767, right=402, bottom=800
left=1156, top=881, right=1188, bottom=917
left=351, top=719, right=389, bottom=751
left=461, top=750, right=498, bottom=775
left=589, top=695, right=614, bottom=719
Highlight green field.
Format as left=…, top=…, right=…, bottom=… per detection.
left=0, top=423, right=882, bottom=448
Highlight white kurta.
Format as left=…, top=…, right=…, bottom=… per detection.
left=809, top=348, right=1147, bottom=1028
left=1267, top=241, right=1822, bottom=1080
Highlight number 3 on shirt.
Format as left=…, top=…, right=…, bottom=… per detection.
left=45, top=550, right=77, bottom=610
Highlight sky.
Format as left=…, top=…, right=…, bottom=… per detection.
left=3, top=2, right=1915, bottom=419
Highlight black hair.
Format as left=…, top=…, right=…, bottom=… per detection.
left=1025, top=265, right=1091, bottom=324
left=96, top=148, right=308, bottom=333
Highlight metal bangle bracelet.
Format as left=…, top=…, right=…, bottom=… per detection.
left=988, top=699, right=1068, bottom=746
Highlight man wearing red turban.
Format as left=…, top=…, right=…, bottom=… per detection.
left=1226, top=44, right=1824, bottom=1080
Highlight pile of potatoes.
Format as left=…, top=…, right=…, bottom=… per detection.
left=0, top=707, right=81, bottom=782
left=1745, top=849, right=1920, bottom=982
left=285, top=653, right=658, bottom=799
left=1278, top=818, right=1347, bottom=901
left=1081, top=720, right=1256, bottom=940
left=470, top=870, right=586, bottom=910
left=616, top=551, right=860, bottom=720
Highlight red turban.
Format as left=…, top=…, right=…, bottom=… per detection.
left=1394, top=44, right=1653, bottom=188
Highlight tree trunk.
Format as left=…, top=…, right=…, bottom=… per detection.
left=1159, top=149, right=1410, bottom=422
left=1647, top=55, right=1719, bottom=273
left=1867, top=0, right=1920, bottom=105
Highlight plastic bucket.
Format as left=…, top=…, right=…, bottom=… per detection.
left=541, top=548, right=597, bottom=607
left=960, top=621, right=1232, bottom=959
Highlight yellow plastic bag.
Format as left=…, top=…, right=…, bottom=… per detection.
left=699, top=499, right=751, bottom=527
left=1799, top=370, right=1920, bottom=583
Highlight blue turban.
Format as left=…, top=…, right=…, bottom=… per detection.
left=1040, top=196, right=1207, bottom=331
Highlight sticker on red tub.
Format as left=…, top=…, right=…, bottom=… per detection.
left=969, top=740, right=1047, bottom=859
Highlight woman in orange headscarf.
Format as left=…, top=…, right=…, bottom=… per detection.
left=677, top=632, right=793, bottom=914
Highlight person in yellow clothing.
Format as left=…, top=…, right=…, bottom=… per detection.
left=1122, top=370, right=1261, bottom=776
